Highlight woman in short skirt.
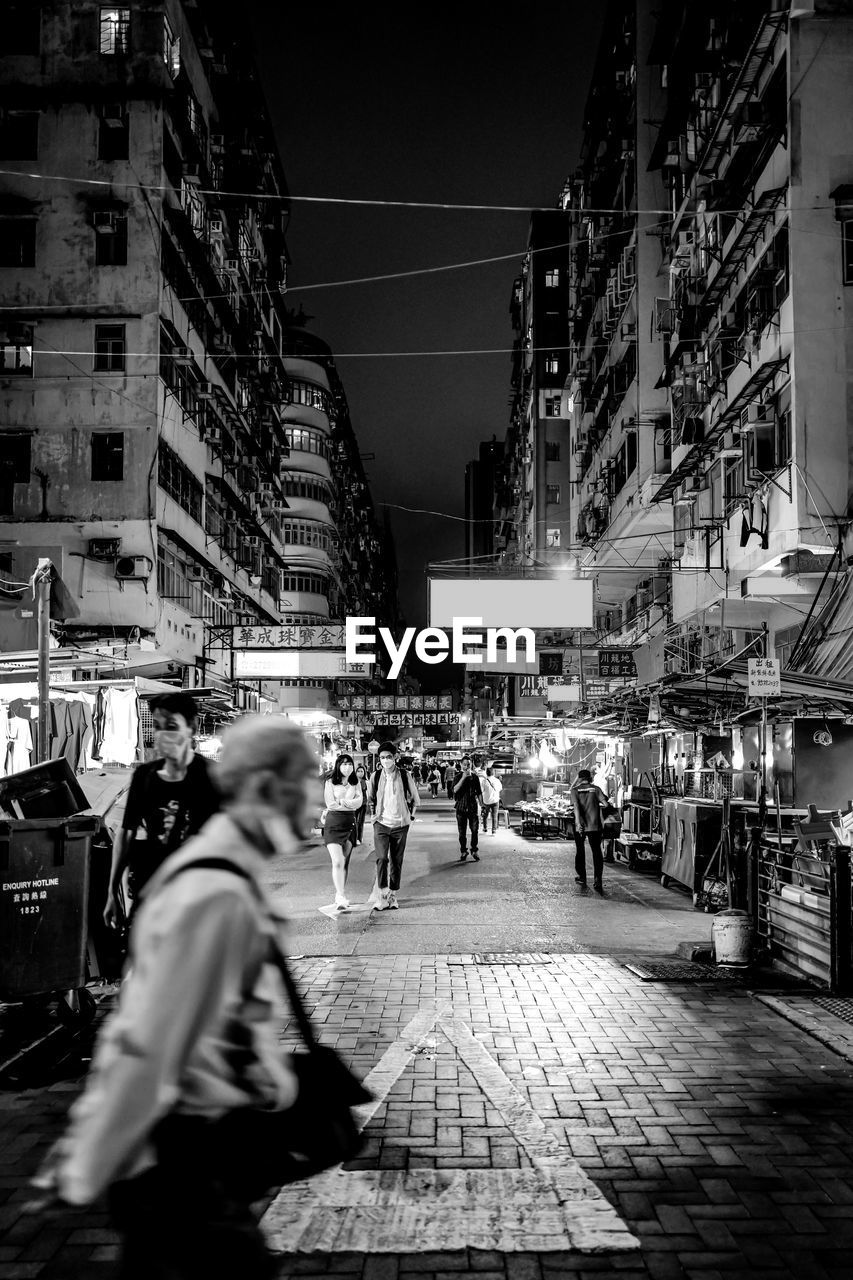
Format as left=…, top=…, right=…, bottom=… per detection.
left=323, top=754, right=363, bottom=911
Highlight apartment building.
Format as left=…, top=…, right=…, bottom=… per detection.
left=496, top=211, right=574, bottom=567
left=643, top=0, right=853, bottom=678
left=0, top=1, right=394, bottom=710
left=465, top=437, right=504, bottom=564
left=562, top=0, right=672, bottom=650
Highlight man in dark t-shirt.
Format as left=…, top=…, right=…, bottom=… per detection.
left=104, top=693, right=220, bottom=927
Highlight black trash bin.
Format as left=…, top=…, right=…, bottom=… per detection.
left=0, top=815, right=97, bottom=1001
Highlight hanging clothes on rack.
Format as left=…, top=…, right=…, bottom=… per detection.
left=7, top=700, right=34, bottom=774
left=98, top=686, right=139, bottom=766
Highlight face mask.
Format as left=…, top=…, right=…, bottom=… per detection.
left=155, top=729, right=191, bottom=761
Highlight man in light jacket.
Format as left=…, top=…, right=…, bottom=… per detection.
left=368, top=740, right=418, bottom=910
left=34, top=716, right=319, bottom=1279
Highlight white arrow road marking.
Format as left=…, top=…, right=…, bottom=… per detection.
left=262, top=1008, right=637, bottom=1254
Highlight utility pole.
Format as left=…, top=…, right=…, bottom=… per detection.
left=35, top=559, right=52, bottom=764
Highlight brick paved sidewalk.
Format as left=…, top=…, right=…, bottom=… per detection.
left=2, top=955, right=853, bottom=1279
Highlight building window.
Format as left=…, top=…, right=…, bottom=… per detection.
left=288, top=378, right=335, bottom=418
left=98, top=103, right=129, bottom=161
left=0, top=331, right=32, bottom=376
left=3, top=5, right=41, bottom=53
left=284, top=426, right=327, bottom=457
left=544, top=269, right=560, bottom=287
left=93, top=210, right=127, bottom=265
left=546, top=485, right=561, bottom=505
left=0, top=216, right=35, bottom=267
left=99, top=7, right=130, bottom=55
left=843, top=221, right=853, bottom=287
left=545, top=442, right=560, bottom=462
left=0, top=109, right=38, bottom=160
left=158, top=440, right=203, bottom=524
left=280, top=571, right=330, bottom=598
left=94, top=324, right=126, bottom=372
left=0, top=432, right=31, bottom=481
left=545, top=353, right=559, bottom=375
left=546, top=528, right=561, bottom=548
left=91, top=432, right=124, bottom=481
left=0, top=432, right=31, bottom=515
left=545, top=395, right=562, bottom=417
left=162, top=15, right=181, bottom=78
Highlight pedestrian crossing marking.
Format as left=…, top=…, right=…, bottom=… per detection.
left=263, top=1006, right=638, bottom=1254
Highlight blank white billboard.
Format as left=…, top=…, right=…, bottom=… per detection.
left=232, top=651, right=373, bottom=680
left=428, top=578, right=593, bottom=629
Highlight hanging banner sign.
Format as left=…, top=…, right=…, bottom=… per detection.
left=231, top=624, right=346, bottom=649
left=748, top=657, right=781, bottom=697
left=598, top=649, right=637, bottom=678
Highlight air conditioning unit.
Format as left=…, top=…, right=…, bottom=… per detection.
left=88, top=537, right=121, bottom=560
left=741, top=403, right=775, bottom=430
left=244, top=535, right=262, bottom=549
left=101, top=103, right=126, bottom=127
left=224, top=257, right=239, bottom=273
left=92, top=210, right=120, bottom=234
left=203, top=425, right=222, bottom=446
left=620, top=322, right=636, bottom=340
left=675, top=477, right=702, bottom=505
left=187, top=564, right=209, bottom=582
left=172, top=345, right=193, bottom=364
left=210, top=133, right=225, bottom=153
left=196, top=380, right=217, bottom=399
left=115, top=555, right=152, bottom=581
left=718, top=430, right=742, bottom=458
left=207, top=217, right=224, bottom=237
left=182, top=162, right=200, bottom=180
left=736, top=101, right=766, bottom=143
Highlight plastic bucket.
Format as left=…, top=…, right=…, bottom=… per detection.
left=712, top=908, right=753, bottom=966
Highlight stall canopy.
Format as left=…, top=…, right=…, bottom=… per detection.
left=547, top=660, right=853, bottom=737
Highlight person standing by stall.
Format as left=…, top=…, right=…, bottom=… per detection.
left=103, top=692, right=220, bottom=931
left=454, top=755, right=483, bottom=861
left=323, top=754, right=363, bottom=911
left=571, top=768, right=610, bottom=893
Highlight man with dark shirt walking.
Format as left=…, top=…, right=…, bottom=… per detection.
left=104, top=692, right=219, bottom=928
left=453, top=755, right=482, bottom=862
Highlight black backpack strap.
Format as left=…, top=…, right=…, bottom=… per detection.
left=162, top=856, right=319, bottom=1052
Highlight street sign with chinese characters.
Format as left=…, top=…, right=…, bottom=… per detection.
left=598, top=649, right=637, bottom=678
left=231, top=624, right=346, bottom=650
left=748, top=657, right=781, bottom=697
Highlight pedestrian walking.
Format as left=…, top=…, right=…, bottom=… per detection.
left=323, top=753, right=363, bottom=912
left=35, top=716, right=319, bottom=1280
left=103, top=692, right=220, bottom=933
left=368, top=740, right=418, bottom=910
left=411, top=762, right=422, bottom=785
left=454, top=755, right=482, bottom=861
left=447, top=761, right=460, bottom=799
left=480, top=767, right=502, bottom=834
left=353, top=763, right=369, bottom=846
left=427, top=763, right=441, bottom=797
left=571, top=767, right=610, bottom=892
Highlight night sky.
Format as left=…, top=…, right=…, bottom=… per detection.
left=247, top=4, right=604, bottom=671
